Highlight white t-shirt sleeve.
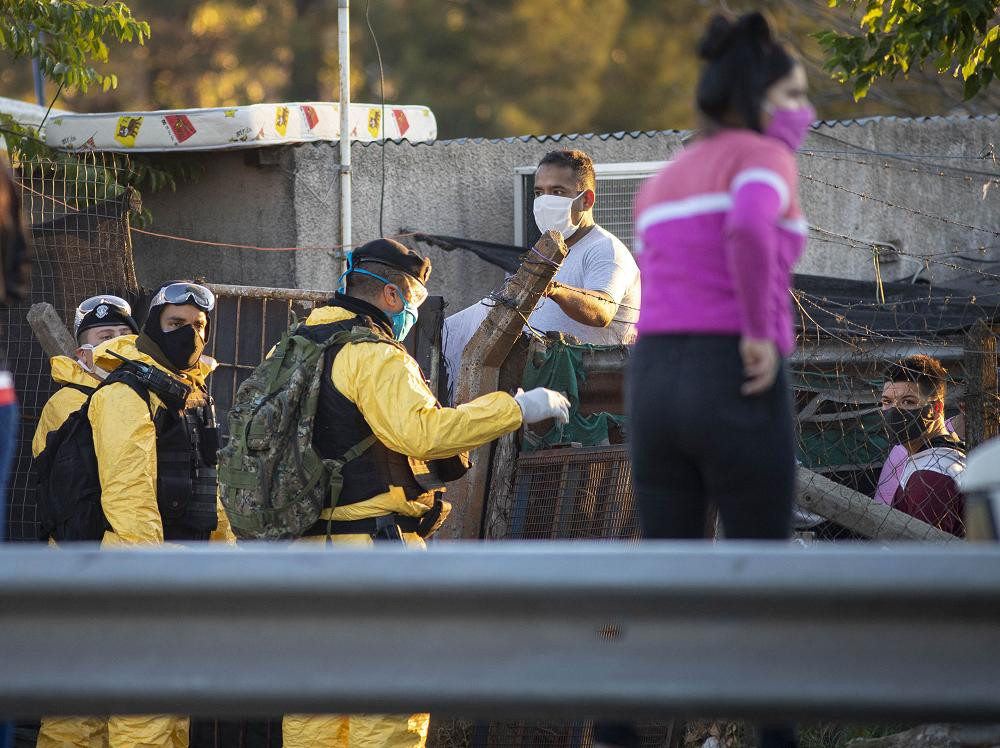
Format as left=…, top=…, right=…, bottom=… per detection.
left=442, top=300, right=492, bottom=403
left=582, top=237, right=639, bottom=306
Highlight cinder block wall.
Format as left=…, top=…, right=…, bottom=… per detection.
left=134, top=115, right=1000, bottom=310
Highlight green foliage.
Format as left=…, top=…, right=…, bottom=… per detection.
left=0, top=0, right=149, bottom=93
left=1, top=1, right=994, bottom=140
left=818, top=0, right=1000, bottom=101
left=0, top=1, right=203, bottom=225
left=1, top=116, right=204, bottom=227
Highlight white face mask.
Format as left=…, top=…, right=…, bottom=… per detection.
left=76, top=344, right=95, bottom=371
left=533, top=192, right=584, bottom=239
left=77, top=344, right=110, bottom=380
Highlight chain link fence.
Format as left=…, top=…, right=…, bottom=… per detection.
left=482, top=276, right=999, bottom=548
left=4, top=152, right=141, bottom=542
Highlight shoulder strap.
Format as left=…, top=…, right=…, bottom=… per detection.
left=63, top=382, right=96, bottom=396
left=329, top=326, right=398, bottom=349
left=100, top=368, right=154, bottom=417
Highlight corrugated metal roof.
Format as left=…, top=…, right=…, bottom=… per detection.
left=812, top=113, right=1000, bottom=128
left=359, top=112, right=998, bottom=149
left=358, top=129, right=688, bottom=148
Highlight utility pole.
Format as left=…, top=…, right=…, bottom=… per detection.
left=32, top=30, right=46, bottom=106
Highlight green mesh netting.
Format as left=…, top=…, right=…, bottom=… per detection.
left=521, top=340, right=627, bottom=452
left=791, top=369, right=891, bottom=471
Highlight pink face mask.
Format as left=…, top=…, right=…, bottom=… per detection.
left=763, top=105, right=815, bottom=151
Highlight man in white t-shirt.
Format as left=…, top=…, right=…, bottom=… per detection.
left=443, top=150, right=641, bottom=399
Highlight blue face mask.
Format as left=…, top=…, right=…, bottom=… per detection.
left=337, top=262, right=421, bottom=342
left=390, top=291, right=418, bottom=342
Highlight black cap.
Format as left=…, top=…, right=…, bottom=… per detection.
left=351, top=238, right=431, bottom=286
left=76, top=306, right=139, bottom=340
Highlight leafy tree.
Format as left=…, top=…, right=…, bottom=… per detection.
left=818, top=0, right=1000, bottom=101
left=4, top=0, right=999, bottom=142
left=0, top=0, right=149, bottom=94
left=0, top=1, right=201, bottom=224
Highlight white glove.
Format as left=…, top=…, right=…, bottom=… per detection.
left=514, top=387, right=570, bottom=425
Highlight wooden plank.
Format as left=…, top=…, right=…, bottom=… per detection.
left=963, top=320, right=999, bottom=451
left=799, top=405, right=881, bottom=424
left=441, top=231, right=568, bottom=540
left=797, top=467, right=957, bottom=543
left=26, top=302, right=77, bottom=359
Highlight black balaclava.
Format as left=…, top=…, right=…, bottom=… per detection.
left=139, top=306, right=206, bottom=372
left=883, top=404, right=938, bottom=446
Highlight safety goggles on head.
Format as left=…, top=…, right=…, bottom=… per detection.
left=150, top=282, right=216, bottom=313
left=338, top=262, right=429, bottom=307
left=74, top=295, right=133, bottom=336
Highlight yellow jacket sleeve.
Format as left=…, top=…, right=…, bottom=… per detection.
left=211, top=498, right=236, bottom=544
left=89, top=382, right=163, bottom=545
left=31, top=388, right=88, bottom=458
left=332, top=341, right=523, bottom=461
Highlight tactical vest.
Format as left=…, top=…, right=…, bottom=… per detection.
left=154, top=392, right=221, bottom=541
left=298, top=315, right=445, bottom=518
left=34, top=365, right=221, bottom=543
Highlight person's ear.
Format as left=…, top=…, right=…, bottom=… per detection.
left=75, top=346, right=87, bottom=361
left=933, top=400, right=945, bottom=416
left=383, top=283, right=401, bottom=311
left=580, top=189, right=596, bottom=211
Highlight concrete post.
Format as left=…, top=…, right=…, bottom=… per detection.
left=27, top=303, right=76, bottom=359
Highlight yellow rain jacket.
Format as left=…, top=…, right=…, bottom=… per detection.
left=31, top=356, right=99, bottom=458
left=37, top=336, right=233, bottom=748
left=283, top=302, right=522, bottom=748
left=88, top=335, right=234, bottom=547
left=33, top=359, right=110, bottom=746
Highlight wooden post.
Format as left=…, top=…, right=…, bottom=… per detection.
left=439, top=231, right=568, bottom=540
left=27, top=302, right=77, bottom=359
left=963, top=320, right=999, bottom=451
left=797, top=467, right=957, bottom=542
left=481, top=337, right=531, bottom=540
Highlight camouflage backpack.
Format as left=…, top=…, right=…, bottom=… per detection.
left=218, top=324, right=383, bottom=539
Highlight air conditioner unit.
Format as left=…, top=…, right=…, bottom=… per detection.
left=513, top=161, right=666, bottom=253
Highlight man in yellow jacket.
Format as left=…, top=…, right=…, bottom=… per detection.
left=33, top=296, right=138, bottom=748
left=37, top=282, right=235, bottom=748
left=31, top=294, right=138, bottom=458
left=282, top=239, right=570, bottom=748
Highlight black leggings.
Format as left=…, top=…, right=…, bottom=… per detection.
left=593, top=336, right=798, bottom=748
left=628, top=334, right=796, bottom=540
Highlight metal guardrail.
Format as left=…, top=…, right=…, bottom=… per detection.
left=2, top=542, right=1000, bottom=722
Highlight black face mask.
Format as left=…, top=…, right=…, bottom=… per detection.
left=883, top=404, right=937, bottom=445
left=146, top=323, right=205, bottom=372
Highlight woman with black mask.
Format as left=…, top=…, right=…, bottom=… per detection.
left=596, top=12, right=811, bottom=748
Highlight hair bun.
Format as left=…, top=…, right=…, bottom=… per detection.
left=697, top=15, right=735, bottom=61
left=698, top=11, right=774, bottom=61
left=735, top=12, right=773, bottom=45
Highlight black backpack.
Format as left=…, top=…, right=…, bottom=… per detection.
left=33, top=363, right=186, bottom=542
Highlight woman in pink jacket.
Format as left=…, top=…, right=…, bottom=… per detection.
left=630, top=12, right=812, bottom=543
left=599, top=15, right=813, bottom=748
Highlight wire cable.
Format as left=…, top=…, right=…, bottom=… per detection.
left=366, top=0, right=387, bottom=237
